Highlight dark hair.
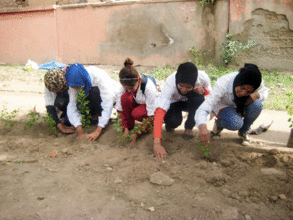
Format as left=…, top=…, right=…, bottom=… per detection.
left=119, top=58, right=139, bottom=87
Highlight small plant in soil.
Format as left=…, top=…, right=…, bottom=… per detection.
left=24, top=111, right=40, bottom=130
left=42, top=113, right=57, bottom=135
left=77, top=89, right=92, bottom=131
left=0, top=106, right=19, bottom=131
left=199, top=141, right=210, bottom=159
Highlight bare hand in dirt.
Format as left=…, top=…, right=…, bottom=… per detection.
left=199, top=124, right=210, bottom=147
left=130, top=134, right=136, bottom=147
left=86, top=126, right=102, bottom=141
left=245, top=92, right=260, bottom=105
left=153, top=137, right=167, bottom=159
left=57, top=123, right=75, bottom=134
left=194, top=85, right=204, bottom=95
left=76, top=126, right=84, bottom=140
left=119, top=128, right=129, bottom=143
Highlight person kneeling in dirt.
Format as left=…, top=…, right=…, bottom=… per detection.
left=44, top=68, right=74, bottom=134
left=153, top=62, right=212, bottom=158
left=196, top=63, right=269, bottom=148
left=115, top=58, right=157, bottom=146
left=65, top=63, right=120, bottom=141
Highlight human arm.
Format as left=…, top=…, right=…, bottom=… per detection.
left=45, top=88, right=74, bottom=134
left=198, top=124, right=210, bottom=147
left=153, top=108, right=167, bottom=158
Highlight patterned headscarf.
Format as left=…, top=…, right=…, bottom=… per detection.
left=44, top=68, right=68, bottom=93
left=65, top=63, right=92, bottom=95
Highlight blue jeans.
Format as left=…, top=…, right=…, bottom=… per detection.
left=216, top=99, right=263, bottom=134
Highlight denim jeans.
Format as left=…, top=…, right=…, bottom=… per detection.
left=216, top=99, right=263, bottom=134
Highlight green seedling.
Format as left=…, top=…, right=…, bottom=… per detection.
left=77, top=89, right=92, bottom=131
left=24, top=111, right=40, bottom=130
left=199, top=142, right=210, bottom=159
left=0, top=106, right=19, bottom=131
left=42, top=113, right=57, bottom=135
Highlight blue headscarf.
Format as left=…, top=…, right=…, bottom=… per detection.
left=65, top=63, right=92, bottom=94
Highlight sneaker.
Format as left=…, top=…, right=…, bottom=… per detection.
left=210, top=121, right=222, bottom=140
left=165, top=125, right=175, bottom=132
left=238, top=131, right=251, bottom=146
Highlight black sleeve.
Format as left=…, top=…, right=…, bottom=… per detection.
left=46, top=105, right=60, bottom=125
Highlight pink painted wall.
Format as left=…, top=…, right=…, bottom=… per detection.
left=0, top=8, right=58, bottom=64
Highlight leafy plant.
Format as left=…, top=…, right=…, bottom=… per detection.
left=188, top=47, right=209, bottom=67
left=24, top=111, right=40, bottom=130
left=199, top=142, right=210, bottom=159
left=43, top=113, right=57, bottom=135
left=286, top=92, right=293, bottom=128
left=77, top=89, right=92, bottom=130
left=220, top=33, right=256, bottom=65
left=113, top=112, right=153, bottom=145
left=0, top=106, right=19, bottom=131
left=200, top=0, right=215, bottom=7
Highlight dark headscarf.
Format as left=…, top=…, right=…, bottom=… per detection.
left=175, top=62, right=198, bottom=96
left=65, top=63, right=92, bottom=95
left=233, top=63, right=262, bottom=114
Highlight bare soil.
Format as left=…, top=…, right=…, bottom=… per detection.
left=0, top=65, right=293, bottom=220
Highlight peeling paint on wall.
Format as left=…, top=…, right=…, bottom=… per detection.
left=232, top=8, right=293, bottom=71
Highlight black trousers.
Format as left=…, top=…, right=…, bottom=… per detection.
left=77, top=86, right=102, bottom=118
left=164, top=93, right=204, bottom=130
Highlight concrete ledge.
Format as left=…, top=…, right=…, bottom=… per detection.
left=0, top=5, right=56, bottom=14
left=228, top=142, right=293, bottom=154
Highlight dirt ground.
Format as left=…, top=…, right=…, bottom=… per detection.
left=1, top=65, right=293, bottom=220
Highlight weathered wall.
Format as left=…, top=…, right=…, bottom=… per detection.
left=55, top=1, right=228, bottom=66
left=0, top=0, right=292, bottom=70
left=0, top=8, right=58, bottom=64
left=0, top=0, right=229, bottom=66
left=229, top=0, right=293, bottom=71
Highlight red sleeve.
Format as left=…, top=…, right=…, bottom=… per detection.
left=153, top=108, right=166, bottom=140
left=203, top=87, right=210, bottom=96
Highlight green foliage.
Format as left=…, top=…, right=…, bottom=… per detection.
left=220, top=34, right=256, bottom=65
left=113, top=112, right=153, bottom=145
left=24, top=112, right=40, bottom=130
left=188, top=47, right=208, bottom=67
left=144, top=64, right=175, bottom=81
left=0, top=106, right=18, bottom=131
left=42, top=113, right=57, bottom=135
left=77, top=89, right=92, bottom=130
left=199, top=142, right=210, bottom=159
left=200, top=0, right=215, bottom=7
left=286, top=92, right=293, bottom=128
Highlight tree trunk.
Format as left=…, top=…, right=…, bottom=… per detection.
left=287, top=129, right=293, bottom=148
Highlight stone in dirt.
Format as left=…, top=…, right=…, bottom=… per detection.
left=261, top=168, right=287, bottom=179
left=279, top=194, right=287, bottom=200
left=150, top=172, right=174, bottom=186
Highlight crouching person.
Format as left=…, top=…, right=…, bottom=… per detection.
left=65, top=63, right=119, bottom=141
left=44, top=68, right=74, bottom=134
left=153, top=62, right=212, bottom=158
left=115, top=58, right=157, bottom=146
left=196, top=63, right=269, bottom=147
